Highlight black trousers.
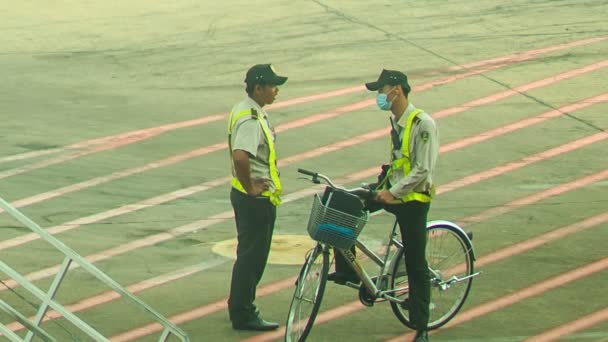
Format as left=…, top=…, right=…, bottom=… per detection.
left=228, top=188, right=276, bottom=322
left=387, top=200, right=431, bottom=330
left=334, top=200, right=431, bottom=329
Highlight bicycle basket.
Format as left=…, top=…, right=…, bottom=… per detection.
left=307, top=193, right=368, bottom=249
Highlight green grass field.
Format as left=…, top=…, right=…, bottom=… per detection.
left=1, top=1, right=607, bottom=341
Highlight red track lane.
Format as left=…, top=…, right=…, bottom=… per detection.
left=386, top=258, right=608, bottom=341
left=1, top=43, right=606, bottom=180
left=523, top=307, right=608, bottom=342
left=3, top=35, right=605, bottom=166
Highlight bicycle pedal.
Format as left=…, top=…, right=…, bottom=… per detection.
left=327, top=272, right=360, bottom=286
left=344, top=281, right=361, bottom=290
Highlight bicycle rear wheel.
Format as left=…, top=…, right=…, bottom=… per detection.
left=285, top=244, right=329, bottom=342
left=389, top=222, right=475, bottom=329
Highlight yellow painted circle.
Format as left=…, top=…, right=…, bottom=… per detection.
left=212, top=235, right=315, bottom=265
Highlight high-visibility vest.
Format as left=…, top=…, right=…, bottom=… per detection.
left=380, top=109, right=433, bottom=203
left=227, top=108, right=282, bottom=206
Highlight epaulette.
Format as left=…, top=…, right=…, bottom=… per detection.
left=251, top=108, right=258, bottom=119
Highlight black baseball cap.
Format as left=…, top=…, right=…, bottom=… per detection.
left=365, top=69, right=411, bottom=93
left=245, top=64, right=288, bottom=86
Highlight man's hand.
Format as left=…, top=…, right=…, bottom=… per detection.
left=375, top=189, right=397, bottom=204
left=247, top=178, right=270, bottom=197
left=233, top=150, right=270, bottom=197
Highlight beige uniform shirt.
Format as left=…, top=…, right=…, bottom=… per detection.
left=388, top=103, right=439, bottom=199
left=229, top=96, right=278, bottom=193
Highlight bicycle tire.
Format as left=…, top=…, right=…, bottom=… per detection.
left=285, top=244, right=329, bottom=342
left=389, top=221, right=475, bottom=330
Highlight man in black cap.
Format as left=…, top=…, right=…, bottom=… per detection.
left=369, top=69, right=438, bottom=342
left=226, top=64, right=287, bottom=331
left=329, top=69, right=438, bottom=341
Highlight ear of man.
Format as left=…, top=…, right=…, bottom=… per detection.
left=389, top=85, right=403, bottom=101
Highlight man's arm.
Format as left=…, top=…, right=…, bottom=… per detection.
left=376, top=120, right=436, bottom=203
left=232, top=149, right=268, bottom=196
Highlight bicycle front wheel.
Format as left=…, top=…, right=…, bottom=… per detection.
left=285, top=244, right=329, bottom=342
left=389, top=222, right=475, bottom=330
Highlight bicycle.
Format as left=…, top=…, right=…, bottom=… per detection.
left=285, top=169, right=480, bottom=341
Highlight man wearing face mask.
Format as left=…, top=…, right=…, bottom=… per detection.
left=226, top=64, right=287, bottom=331
left=370, top=69, right=438, bottom=342
left=329, top=69, right=437, bottom=342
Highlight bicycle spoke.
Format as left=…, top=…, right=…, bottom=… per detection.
left=285, top=246, right=328, bottom=341
left=390, top=223, right=475, bottom=330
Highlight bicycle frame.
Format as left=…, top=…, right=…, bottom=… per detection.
left=332, top=218, right=406, bottom=304
left=332, top=218, right=480, bottom=304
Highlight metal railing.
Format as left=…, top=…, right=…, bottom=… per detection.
left=0, top=196, right=190, bottom=342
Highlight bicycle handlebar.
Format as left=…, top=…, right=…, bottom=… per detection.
left=297, top=168, right=374, bottom=199
left=297, top=168, right=317, bottom=177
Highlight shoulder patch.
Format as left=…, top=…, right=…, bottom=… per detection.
left=251, top=108, right=258, bottom=119
left=420, top=130, right=430, bottom=142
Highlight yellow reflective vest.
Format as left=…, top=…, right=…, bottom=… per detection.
left=228, top=108, right=282, bottom=206
left=380, top=108, right=433, bottom=203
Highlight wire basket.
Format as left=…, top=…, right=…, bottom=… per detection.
left=306, top=194, right=369, bottom=249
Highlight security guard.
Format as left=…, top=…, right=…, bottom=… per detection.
left=227, top=64, right=287, bottom=331
left=369, top=69, right=438, bottom=342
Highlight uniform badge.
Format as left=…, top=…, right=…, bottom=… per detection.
left=420, top=130, right=430, bottom=142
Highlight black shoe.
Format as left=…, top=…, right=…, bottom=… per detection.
left=414, top=330, right=429, bottom=342
left=232, top=316, right=279, bottom=331
left=327, top=271, right=360, bottom=285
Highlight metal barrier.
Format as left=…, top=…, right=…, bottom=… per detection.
left=0, top=197, right=190, bottom=342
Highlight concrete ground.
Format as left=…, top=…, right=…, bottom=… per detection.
left=1, top=1, right=607, bottom=341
